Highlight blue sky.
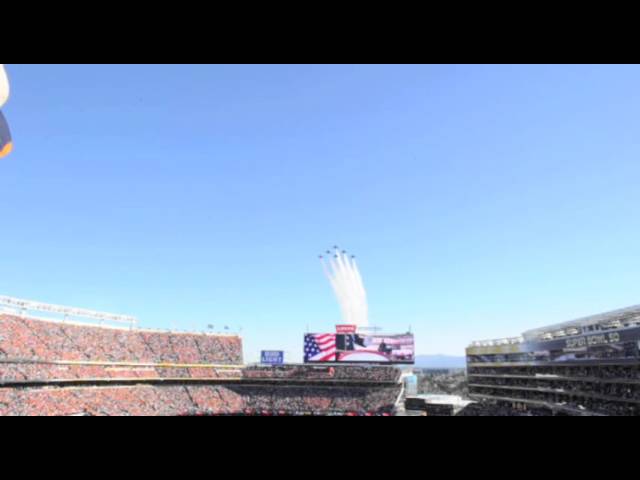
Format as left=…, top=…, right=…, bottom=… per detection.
left=2, top=64, right=640, bottom=362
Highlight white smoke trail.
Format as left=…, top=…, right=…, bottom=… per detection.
left=351, top=255, right=368, bottom=326
left=333, top=250, right=354, bottom=324
left=321, top=256, right=350, bottom=324
left=320, top=247, right=369, bottom=328
left=340, top=250, right=360, bottom=325
left=333, top=253, right=355, bottom=325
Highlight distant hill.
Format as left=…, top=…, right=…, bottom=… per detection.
left=414, top=355, right=466, bottom=369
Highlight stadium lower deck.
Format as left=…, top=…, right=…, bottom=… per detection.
left=0, top=314, right=401, bottom=416
left=466, top=306, right=640, bottom=416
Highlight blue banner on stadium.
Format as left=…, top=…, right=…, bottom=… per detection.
left=261, top=350, right=284, bottom=365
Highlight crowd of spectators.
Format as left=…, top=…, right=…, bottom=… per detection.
left=0, top=314, right=404, bottom=415
left=235, top=385, right=400, bottom=415
left=0, top=314, right=242, bottom=365
left=0, top=385, right=244, bottom=416
left=243, top=365, right=401, bottom=383
left=0, top=384, right=400, bottom=416
left=0, top=362, right=242, bottom=382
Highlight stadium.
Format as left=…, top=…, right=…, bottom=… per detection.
left=5, top=65, right=640, bottom=416
left=0, top=296, right=403, bottom=416
left=465, top=305, right=640, bottom=416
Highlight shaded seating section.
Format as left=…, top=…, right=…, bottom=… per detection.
left=0, top=384, right=400, bottom=416
left=235, top=385, right=399, bottom=416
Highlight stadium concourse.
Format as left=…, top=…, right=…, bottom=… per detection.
left=0, top=297, right=402, bottom=416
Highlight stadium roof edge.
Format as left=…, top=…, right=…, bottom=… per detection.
left=522, top=304, right=640, bottom=340
left=469, top=304, right=640, bottom=346
left=0, top=312, right=241, bottom=337
left=0, top=295, right=242, bottom=337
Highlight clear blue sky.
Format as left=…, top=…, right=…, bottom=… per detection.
left=2, top=64, right=640, bottom=362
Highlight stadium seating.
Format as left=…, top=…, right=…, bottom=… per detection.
left=0, top=314, right=402, bottom=415
left=0, top=384, right=398, bottom=416
left=0, top=385, right=243, bottom=416
left=243, top=364, right=401, bottom=383
left=0, top=314, right=242, bottom=365
left=466, top=363, right=640, bottom=416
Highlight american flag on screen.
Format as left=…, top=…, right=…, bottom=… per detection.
left=305, top=334, right=337, bottom=362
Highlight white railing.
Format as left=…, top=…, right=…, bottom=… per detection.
left=469, top=336, right=523, bottom=348
left=0, top=295, right=137, bottom=328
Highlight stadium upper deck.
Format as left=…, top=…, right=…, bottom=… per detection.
left=466, top=305, right=640, bottom=416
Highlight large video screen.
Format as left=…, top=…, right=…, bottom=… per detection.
left=304, top=333, right=415, bottom=364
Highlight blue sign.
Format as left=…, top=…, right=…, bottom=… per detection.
left=261, top=350, right=284, bottom=365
